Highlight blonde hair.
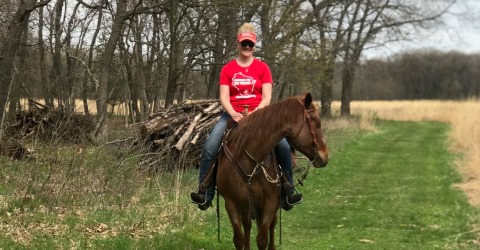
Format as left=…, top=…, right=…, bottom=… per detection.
left=237, top=23, right=256, bottom=36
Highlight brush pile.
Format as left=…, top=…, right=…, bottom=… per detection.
left=138, top=99, right=223, bottom=170
left=6, top=99, right=94, bottom=144
left=0, top=138, right=30, bottom=159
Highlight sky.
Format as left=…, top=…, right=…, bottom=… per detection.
left=363, top=0, right=480, bottom=59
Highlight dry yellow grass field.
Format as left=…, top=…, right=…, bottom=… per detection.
left=334, top=100, right=480, bottom=207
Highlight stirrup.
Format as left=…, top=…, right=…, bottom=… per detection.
left=286, top=193, right=303, bottom=206
left=198, top=200, right=212, bottom=210
left=190, top=190, right=207, bottom=205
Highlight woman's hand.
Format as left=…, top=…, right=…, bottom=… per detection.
left=231, top=112, right=244, bottom=123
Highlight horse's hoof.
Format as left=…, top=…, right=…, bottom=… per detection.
left=190, top=192, right=206, bottom=205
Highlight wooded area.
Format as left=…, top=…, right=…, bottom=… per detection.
left=354, top=51, right=480, bottom=100
left=0, top=0, right=473, bottom=143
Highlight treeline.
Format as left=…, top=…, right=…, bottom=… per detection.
left=351, top=51, right=480, bottom=100
left=0, top=0, right=459, bottom=142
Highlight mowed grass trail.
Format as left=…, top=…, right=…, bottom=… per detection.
left=2, top=120, right=477, bottom=249
left=279, top=121, right=479, bottom=249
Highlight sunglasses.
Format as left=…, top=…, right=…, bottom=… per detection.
left=240, top=40, right=255, bottom=48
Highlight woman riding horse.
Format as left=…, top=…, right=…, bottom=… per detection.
left=212, top=93, right=329, bottom=249
left=190, top=22, right=302, bottom=210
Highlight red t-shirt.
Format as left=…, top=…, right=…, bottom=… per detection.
left=219, top=58, right=273, bottom=113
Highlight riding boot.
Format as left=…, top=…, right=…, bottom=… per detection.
left=280, top=173, right=303, bottom=211
left=190, top=161, right=216, bottom=210
left=191, top=186, right=215, bottom=210
left=274, top=139, right=302, bottom=210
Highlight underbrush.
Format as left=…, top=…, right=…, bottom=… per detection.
left=0, top=136, right=202, bottom=248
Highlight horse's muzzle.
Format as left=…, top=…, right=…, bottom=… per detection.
left=312, top=151, right=329, bottom=168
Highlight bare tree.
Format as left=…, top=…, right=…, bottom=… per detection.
left=164, top=1, right=192, bottom=107
left=256, top=0, right=335, bottom=100
left=306, top=1, right=352, bottom=117
left=132, top=15, right=150, bottom=121
left=37, top=5, right=54, bottom=108
left=79, top=0, right=168, bottom=143
left=0, top=0, right=51, bottom=138
left=339, top=0, right=456, bottom=116
left=206, top=1, right=240, bottom=98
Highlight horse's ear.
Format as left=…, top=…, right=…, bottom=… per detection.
left=304, top=92, right=312, bottom=109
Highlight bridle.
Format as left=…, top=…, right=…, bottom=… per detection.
left=288, top=99, right=325, bottom=189
left=291, top=99, right=322, bottom=164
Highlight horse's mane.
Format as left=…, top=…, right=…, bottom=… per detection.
left=227, top=95, right=309, bottom=158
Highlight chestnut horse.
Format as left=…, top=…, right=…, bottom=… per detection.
left=216, top=92, right=329, bottom=249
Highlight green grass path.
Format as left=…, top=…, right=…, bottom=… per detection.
left=15, top=120, right=474, bottom=249
left=176, top=121, right=479, bottom=249
left=280, top=121, right=478, bottom=249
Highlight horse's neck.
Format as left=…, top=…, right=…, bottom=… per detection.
left=238, top=110, right=297, bottom=160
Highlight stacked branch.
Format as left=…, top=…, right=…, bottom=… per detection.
left=6, top=99, right=94, bottom=144
left=139, top=99, right=222, bottom=170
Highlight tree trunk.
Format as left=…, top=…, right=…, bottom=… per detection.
left=133, top=17, right=149, bottom=121
left=38, top=6, right=54, bottom=108
left=119, top=35, right=139, bottom=122
left=318, top=11, right=332, bottom=118
left=64, top=1, right=82, bottom=113
left=82, top=2, right=105, bottom=115
left=315, top=1, right=351, bottom=118
left=51, top=0, right=69, bottom=111
left=146, top=14, right=159, bottom=112
left=320, top=64, right=333, bottom=118
left=92, top=0, right=127, bottom=142
left=207, top=6, right=227, bottom=98
left=340, top=62, right=353, bottom=116
left=164, top=1, right=181, bottom=106
left=0, top=0, right=50, bottom=136
left=9, top=19, right=30, bottom=115
left=207, top=1, right=239, bottom=99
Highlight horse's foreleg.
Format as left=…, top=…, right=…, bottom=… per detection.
left=256, top=219, right=270, bottom=249
left=225, top=200, right=245, bottom=250
left=268, top=212, right=277, bottom=250
left=242, top=211, right=252, bottom=250
left=257, top=203, right=278, bottom=250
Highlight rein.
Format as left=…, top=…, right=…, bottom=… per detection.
left=294, top=156, right=317, bottom=187
left=222, top=138, right=256, bottom=182
left=222, top=141, right=259, bottom=221
left=221, top=126, right=282, bottom=185
left=221, top=126, right=283, bottom=222
left=245, top=150, right=282, bottom=184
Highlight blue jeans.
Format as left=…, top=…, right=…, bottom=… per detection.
left=198, top=112, right=294, bottom=202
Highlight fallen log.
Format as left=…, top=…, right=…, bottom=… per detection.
left=174, top=112, right=203, bottom=150
left=140, top=114, right=189, bottom=138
